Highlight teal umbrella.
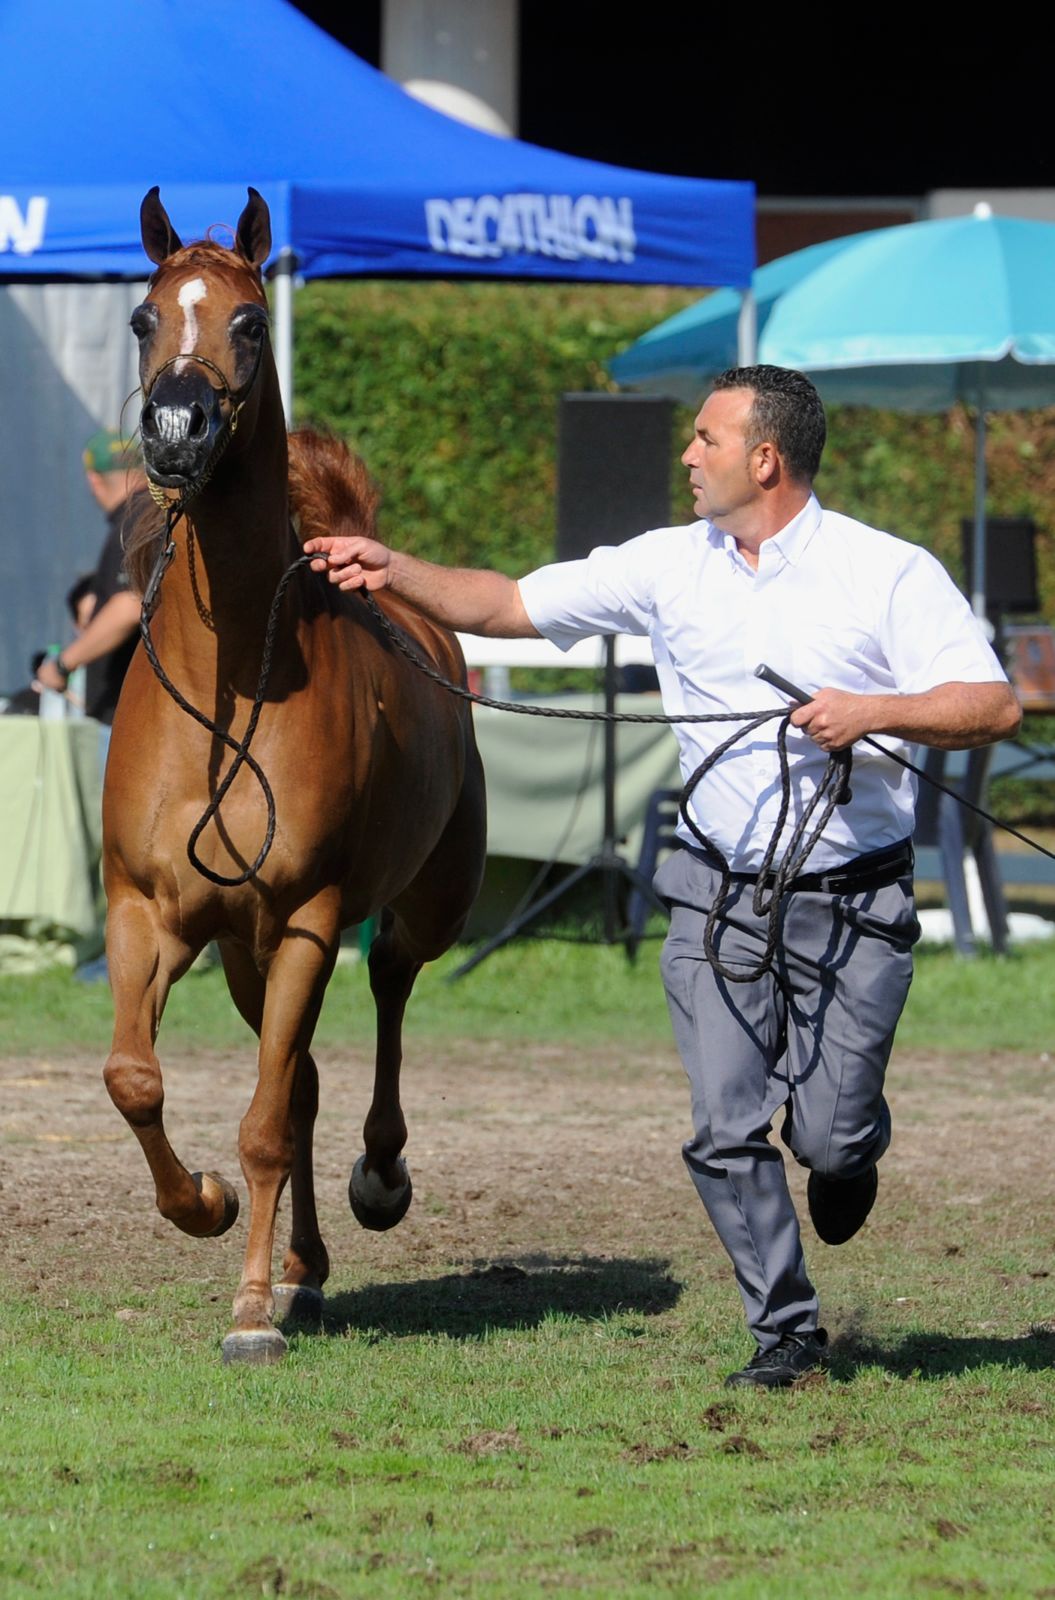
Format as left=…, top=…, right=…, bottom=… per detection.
left=609, top=232, right=856, bottom=403
left=612, top=208, right=1055, bottom=615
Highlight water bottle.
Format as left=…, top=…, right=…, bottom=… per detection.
left=39, top=645, right=67, bottom=722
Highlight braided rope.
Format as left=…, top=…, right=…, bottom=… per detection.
left=355, top=587, right=852, bottom=981
left=138, top=518, right=306, bottom=888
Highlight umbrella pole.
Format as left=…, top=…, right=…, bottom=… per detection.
left=737, top=288, right=757, bottom=365
left=971, top=399, right=987, bottom=620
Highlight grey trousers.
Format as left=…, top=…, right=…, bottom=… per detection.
left=655, top=846, right=920, bottom=1350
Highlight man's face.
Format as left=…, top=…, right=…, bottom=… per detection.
left=680, top=386, right=757, bottom=523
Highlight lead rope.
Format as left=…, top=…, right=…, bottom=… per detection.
left=354, top=587, right=852, bottom=982
left=139, top=531, right=309, bottom=888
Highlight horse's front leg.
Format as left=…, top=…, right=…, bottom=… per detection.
left=223, top=897, right=339, bottom=1365
left=349, top=908, right=421, bottom=1232
left=104, top=891, right=239, bottom=1237
left=218, top=937, right=330, bottom=1327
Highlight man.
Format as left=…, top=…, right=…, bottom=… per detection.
left=35, top=428, right=149, bottom=743
left=305, top=366, right=1020, bottom=1388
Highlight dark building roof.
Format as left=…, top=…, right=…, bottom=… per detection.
left=292, top=3, right=1051, bottom=200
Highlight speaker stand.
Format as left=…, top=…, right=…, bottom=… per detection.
left=449, top=637, right=659, bottom=981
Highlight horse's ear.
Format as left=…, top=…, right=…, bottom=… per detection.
left=235, top=187, right=272, bottom=271
left=140, top=186, right=183, bottom=265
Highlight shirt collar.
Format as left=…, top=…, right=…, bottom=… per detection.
left=706, top=493, right=822, bottom=568
left=766, top=494, right=822, bottom=566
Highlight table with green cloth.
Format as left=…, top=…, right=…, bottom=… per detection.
left=0, top=699, right=682, bottom=968
left=0, top=716, right=103, bottom=972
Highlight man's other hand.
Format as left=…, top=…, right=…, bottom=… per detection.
left=790, top=688, right=874, bottom=752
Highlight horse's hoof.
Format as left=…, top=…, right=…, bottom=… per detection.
left=271, top=1283, right=324, bottom=1325
left=192, top=1171, right=240, bottom=1237
left=221, top=1327, right=288, bottom=1366
left=348, top=1155, right=413, bottom=1232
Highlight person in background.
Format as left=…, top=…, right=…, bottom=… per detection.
left=57, top=572, right=97, bottom=713
left=34, top=430, right=151, bottom=984
left=66, top=571, right=97, bottom=632
left=35, top=428, right=149, bottom=744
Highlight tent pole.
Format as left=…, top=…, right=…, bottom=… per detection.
left=971, top=397, right=987, bottom=620
left=273, top=248, right=296, bottom=429
left=736, top=288, right=757, bottom=365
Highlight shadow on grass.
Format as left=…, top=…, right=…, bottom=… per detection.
left=832, top=1325, right=1055, bottom=1380
left=293, top=1254, right=683, bottom=1342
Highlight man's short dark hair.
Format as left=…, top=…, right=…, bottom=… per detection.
left=713, top=365, right=827, bottom=483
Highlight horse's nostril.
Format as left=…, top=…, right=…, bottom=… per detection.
left=188, top=403, right=208, bottom=439
left=141, top=400, right=159, bottom=437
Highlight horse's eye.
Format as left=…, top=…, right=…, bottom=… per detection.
left=233, top=312, right=267, bottom=343
left=130, top=305, right=157, bottom=340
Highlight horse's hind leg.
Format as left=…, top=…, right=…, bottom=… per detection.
left=222, top=897, right=339, bottom=1365
left=218, top=938, right=329, bottom=1324
left=104, top=892, right=240, bottom=1238
left=348, top=908, right=420, bottom=1231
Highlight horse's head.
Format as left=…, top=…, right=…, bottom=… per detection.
left=134, top=187, right=273, bottom=488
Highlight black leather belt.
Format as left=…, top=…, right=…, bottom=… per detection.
left=712, top=838, right=914, bottom=897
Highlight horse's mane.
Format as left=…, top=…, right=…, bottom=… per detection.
left=123, top=488, right=168, bottom=596
left=122, top=427, right=380, bottom=595
left=287, top=428, right=380, bottom=547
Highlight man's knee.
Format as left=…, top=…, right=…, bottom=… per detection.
left=789, top=1112, right=890, bottom=1179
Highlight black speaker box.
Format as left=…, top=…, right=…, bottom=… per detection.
left=960, top=517, right=1039, bottom=614
left=556, top=394, right=675, bottom=561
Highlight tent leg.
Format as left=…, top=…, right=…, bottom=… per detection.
left=273, top=248, right=296, bottom=430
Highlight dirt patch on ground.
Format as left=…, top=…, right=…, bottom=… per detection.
left=1, top=1038, right=1053, bottom=1320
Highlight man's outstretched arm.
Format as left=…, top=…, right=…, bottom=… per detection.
left=304, top=534, right=540, bottom=639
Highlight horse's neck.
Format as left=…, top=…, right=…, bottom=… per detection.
left=154, top=432, right=299, bottom=706
left=178, top=380, right=291, bottom=589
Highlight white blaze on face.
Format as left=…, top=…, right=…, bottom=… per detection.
left=176, top=277, right=207, bottom=366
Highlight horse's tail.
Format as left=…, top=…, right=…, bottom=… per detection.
left=288, top=428, right=381, bottom=546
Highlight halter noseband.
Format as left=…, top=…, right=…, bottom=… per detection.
left=142, top=337, right=268, bottom=511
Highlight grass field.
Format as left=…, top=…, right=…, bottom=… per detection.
left=0, top=940, right=1053, bottom=1597
left=5, top=929, right=1055, bottom=1055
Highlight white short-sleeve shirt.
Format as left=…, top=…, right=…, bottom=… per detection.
left=517, top=496, right=1007, bottom=872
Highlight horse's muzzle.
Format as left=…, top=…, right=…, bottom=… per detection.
left=140, top=368, right=227, bottom=487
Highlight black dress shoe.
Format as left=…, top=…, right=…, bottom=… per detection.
left=724, top=1329, right=830, bottom=1389
left=807, top=1165, right=878, bottom=1245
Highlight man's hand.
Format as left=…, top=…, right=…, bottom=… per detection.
left=789, top=680, right=1021, bottom=752
left=790, top=689, right=876, bottom=752
left=304, top=535, right=392, bottom=592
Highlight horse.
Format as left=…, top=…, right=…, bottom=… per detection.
left=102, top=186, right=487, bottom=1363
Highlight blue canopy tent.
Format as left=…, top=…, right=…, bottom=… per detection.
left=1, top=0, right=755, bottom=401
left=0, top=0, right=754, bottom=695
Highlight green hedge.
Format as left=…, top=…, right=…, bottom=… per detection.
left=292, top=277, right=1055, bottom=609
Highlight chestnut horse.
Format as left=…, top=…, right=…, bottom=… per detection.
left=103, top=187, right=486, bottom=1363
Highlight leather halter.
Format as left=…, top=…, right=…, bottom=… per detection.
left=142, top=336, right=268, bottom=511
